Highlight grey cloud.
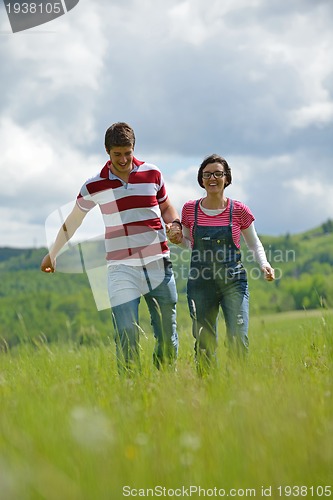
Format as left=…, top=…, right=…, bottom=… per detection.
left=236, top=151, right=333, bottom=235
left=89, top=0, right=333, bottom=161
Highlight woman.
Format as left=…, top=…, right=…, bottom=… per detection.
left=169, top=154, right=274, bottom=373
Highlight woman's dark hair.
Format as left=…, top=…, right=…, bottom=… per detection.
left=197, top=154, right=232, bottom=188
left=105, top=122, right=135, bottom=153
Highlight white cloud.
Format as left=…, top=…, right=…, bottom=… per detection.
left=1, top=206, right=47, bottom=248
left=164, top=165, right=202, bottom=211
left=288, top=178, right=333, bottom=201
left=2, top=3, right=106, bottom=91
left=289, top=102, right=333, bottom=129
left=0, top=117, right=104, bottom=247
left=168, top=0, right=263, bottom=45
left=256, top=7, right=333, bottom=130
left=0, top=2, right=108, bottom=147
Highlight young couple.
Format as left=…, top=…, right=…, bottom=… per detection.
left=41, top=122, right=274, bottom=374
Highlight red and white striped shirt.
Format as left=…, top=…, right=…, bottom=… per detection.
left=181, top=198, right=255, bottom=249
left=76, top=158, right=170, bottom=265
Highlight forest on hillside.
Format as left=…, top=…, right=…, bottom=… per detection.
left=0, top=220, right=332, bottom=348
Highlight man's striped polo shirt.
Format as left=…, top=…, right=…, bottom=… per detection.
left=76, top=158, right=170, bottom=266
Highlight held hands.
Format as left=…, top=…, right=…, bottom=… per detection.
left=40, top=254, right=56, bottom=273
left=166, top=221, right=183, bottom=245
left=261, top=264, right=275, bottom=281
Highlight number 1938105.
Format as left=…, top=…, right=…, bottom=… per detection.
left=277, top=485, right=332, bottom=497
left=6, top=3, right=62, bottom=14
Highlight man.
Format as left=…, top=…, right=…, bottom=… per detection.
left=41, top=122, right=182, bottom=372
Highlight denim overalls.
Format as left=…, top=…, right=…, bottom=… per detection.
left=187, top=199, right=249, bottom=366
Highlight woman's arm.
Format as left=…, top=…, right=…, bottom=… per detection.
left=242, top=223, right=275, bottom=281
left=179, top=225, right=192, bottom=249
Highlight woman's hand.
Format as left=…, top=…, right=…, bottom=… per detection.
left=261, top=264, right=275, bottom=281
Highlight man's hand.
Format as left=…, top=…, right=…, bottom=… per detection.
left=41, top=254, right=56, bottom=273
left=166, top=222, right=183, bottom=245
left=40, top=204, right=87, bottom=274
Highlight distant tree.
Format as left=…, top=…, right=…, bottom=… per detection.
left=322, top=219, right=333, bottom=234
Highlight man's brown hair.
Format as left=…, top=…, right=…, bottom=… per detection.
left=105, top=122, right=135, bottom=153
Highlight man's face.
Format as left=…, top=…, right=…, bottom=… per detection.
left=108, top=145, right=134, bottom=175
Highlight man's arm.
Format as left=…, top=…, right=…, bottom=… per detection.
left=159, top=198, right=180, bottom=224
left=40, top=203, right=87, bottom=273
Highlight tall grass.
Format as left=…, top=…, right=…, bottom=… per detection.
left=0, top=310, right=332, bottom=499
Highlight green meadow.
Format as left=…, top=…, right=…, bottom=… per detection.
left=0, top=308, right=332, bottom=499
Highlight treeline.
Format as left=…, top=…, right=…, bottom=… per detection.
left=0, top=222, right=332, bottom=348
left=248, top=225, right=333, bottom=313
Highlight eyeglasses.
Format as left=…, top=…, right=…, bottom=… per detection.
left=202, top=171, right=226, bottom=179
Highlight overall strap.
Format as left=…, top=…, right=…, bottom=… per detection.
left=193, top=199, right=200, bottom=237
left=229, top=199, right=234, bottom=227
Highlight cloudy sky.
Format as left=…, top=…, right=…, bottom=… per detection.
left=1, top=0, right=333, bottom=249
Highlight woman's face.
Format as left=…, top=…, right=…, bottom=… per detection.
left=202, top=162, right=227, bottom=193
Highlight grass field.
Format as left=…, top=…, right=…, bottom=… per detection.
left=0, top=309, right=332, bottom=499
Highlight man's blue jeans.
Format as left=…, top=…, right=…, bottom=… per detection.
left=108, top=258, right=178, bottom=371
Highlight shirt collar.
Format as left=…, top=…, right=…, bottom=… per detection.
left=100, top=157, right=144, bottom=179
